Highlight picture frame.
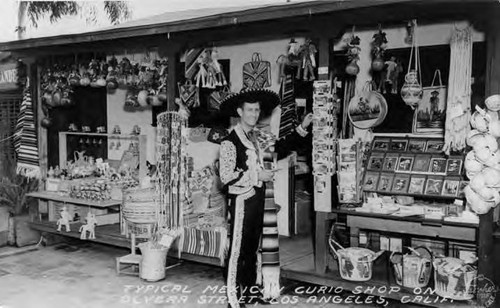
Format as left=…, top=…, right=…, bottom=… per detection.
left=425, top=177, right=444, bottom=195
left=382, top=154, right=399, bottom=172
left=392, top=174, right=410, bottom=193
left=442, top=179, right=460, bottom=197
left=363, top=172, right=380, bottom=191
left=412, top=155, right=431, bottom=173
left=396, top=156, right=414, bottom=172
left=425, top=140, right=445, bottom=153
left=372, top=139, right=390, bottom=152
left=458, top=180, right=469, bottom=198
left=377, top=173, right=394, bottom=192
left=408, top=175, right=426, bottom=194
left=446, top=158, right=463, bottom=176
left=390, top=139, right=409, bottom=152
left=368, top=154, right=384, bottom=171
left=408, top=139, right=427, bottom=153
left=429, top=158, right=447, bottom=174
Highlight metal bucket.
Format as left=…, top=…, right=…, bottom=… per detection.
left=139, top=242, right=169, bottom=282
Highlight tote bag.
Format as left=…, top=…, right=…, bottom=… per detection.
left=243, top=53, right=271, bottom=89
left=412, top=69, right=447, bottom=134
left=178, top=80, right=200, bottom=109
left=208, top=85, right=232, bottom=111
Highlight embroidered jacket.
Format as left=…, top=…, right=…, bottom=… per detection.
left=220, top=123, right=308, bottom=195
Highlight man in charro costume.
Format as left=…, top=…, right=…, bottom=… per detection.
left=219, top=88, right=312, bottom=307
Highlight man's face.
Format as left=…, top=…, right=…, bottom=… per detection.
left=237, top=102, right=261, bottom=127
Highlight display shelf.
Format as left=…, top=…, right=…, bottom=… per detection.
left=29, top=221, right=223, bottom=267
left=58, top=131, right=148, bottom=179
left=27, top=191, right=121, bottom=208
left=363, top=189, right=462, bottom=201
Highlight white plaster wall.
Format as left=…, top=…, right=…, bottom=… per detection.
left=106, top=88, right=156, bottom=163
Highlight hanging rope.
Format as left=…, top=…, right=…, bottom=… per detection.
left=443, top=26, right=473, bottom=154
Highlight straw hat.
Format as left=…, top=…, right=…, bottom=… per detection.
left=219, top=88, right=280, bottom=118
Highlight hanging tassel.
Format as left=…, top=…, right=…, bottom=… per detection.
left=261, top=266, right=281, bottom=300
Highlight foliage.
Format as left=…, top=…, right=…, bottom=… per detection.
left=21, top=1, right=131, bottom=28
left=0, top=161, right=39, bottom=216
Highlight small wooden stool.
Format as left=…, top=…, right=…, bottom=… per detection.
left=116, top=233, right=142, bottom=276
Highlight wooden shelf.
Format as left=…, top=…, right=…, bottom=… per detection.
left=27, top=191, right=121, bottom=208
left=61, top=132, right=144, bottom=139
left=29, top=221, right=222, bottom=267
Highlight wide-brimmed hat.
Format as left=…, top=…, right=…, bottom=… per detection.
left=220, top=88, right=280, bottom=118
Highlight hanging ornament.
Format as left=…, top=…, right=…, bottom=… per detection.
left=345, top=28, right=361, bottom=76
left=401, top=20, right=423, bottom=108
left=371, top=26, right=388, bottom=72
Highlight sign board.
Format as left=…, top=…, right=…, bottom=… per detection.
left=0, top=62, right=19, bottom=91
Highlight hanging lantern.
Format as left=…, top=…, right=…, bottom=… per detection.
left=401, top=20, right=423, bottom=108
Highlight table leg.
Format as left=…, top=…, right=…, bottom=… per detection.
left=315, top=211, right=328, bottom=274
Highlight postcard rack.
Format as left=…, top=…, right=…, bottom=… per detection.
left=337, top=139, right=363, bottom=203
left=362, top=136, right=467, bottom=199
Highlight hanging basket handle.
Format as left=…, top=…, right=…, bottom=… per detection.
left=252, top=52, right=262, bottom=62
left=430, top=69, right=443, bottom=87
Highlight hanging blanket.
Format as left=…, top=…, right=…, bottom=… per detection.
left=278, top=69, right=298, bottom=139
left=14, top=88, right=40, bottom=178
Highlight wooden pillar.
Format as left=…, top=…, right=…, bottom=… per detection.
left=479, top=9, right=500, bottom=307
left=165, top=42, right=181, bottom=112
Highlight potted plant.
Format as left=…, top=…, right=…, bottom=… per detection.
left=0, top=162, right=40, bottom=247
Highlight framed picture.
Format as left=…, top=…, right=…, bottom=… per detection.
left=363, top=172, right=379, bottom=191
left=390, top=139, right=408, bottom=152
left=442, top=179, right=460, bottom=197
left=425, top=177, right=444, bottom=195
left=412, top=155, right=431, bottom=173
left=425, top=140, right=445, bottom=153
left=392, top=174, right=410, bottom=193
left=367, top=154, right=384, bottom=171
left=408, top=139, right=427, bottom=153
left=408, top=175, right=426, bottom=194
left=383, top=154, right=399, bottom=172
left=458, top=180, right=469, bottom=198
left=372, top=139, right=390, bottom=152
left=429, top=158, right=447, bottom=174
left=397, top=156, right=414, bottom=172
left=412, top=82, right=446, bottom=134
left=377, top=173, right=394, bottom=192
left=446, top=158, right=463, bottom=176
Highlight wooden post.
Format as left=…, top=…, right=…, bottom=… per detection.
left=165, top=42, right=181, bottom=112
left=479, top=9, right=500, bottom=307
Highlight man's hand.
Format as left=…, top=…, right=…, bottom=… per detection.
left=258, top=169, right=275, bottom=182
left=301, top=113, right=313, bottom=129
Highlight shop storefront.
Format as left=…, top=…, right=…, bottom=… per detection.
left=1, top=1, right=499, bottom=307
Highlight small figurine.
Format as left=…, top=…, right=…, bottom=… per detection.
left=57, top=206, right=71, bottom=232
left=299, top=39, right=317, bottom=81
left=79, top=212, right=98, bottom=240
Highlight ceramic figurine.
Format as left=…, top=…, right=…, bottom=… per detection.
left=79, top=212, right=98, bottom=240
left=56, top=206, right=71, bottom=232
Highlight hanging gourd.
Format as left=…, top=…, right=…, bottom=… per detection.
left=401, top=20, right=423, bottom=109
left=345, top=30, right=361, bottom=76
left=371, top=26, right=388, bottom=72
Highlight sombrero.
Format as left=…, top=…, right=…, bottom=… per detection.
left=219, top=87, right=280, bottom=118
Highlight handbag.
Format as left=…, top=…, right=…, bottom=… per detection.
left=208, top=85, right=232, bottom=111
left=207, top=127, right=228, bottom=144
left=178, top=80, right=200, bottom=109
left=243, top=52, right=271, bottom=89
left=412, top=69, right=447, bottom=134
left=189, top=126, right=210, bottom=143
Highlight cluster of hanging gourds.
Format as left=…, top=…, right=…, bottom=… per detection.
left=464, top=95, right=500, bottom=214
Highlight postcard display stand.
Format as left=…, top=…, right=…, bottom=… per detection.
left=363, top=137, right=466, bottom=199
left=312, top=81, right=340, bottom=211
left=337, top=139, right=363, bottom=203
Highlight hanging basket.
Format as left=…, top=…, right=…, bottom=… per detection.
left=401, top=21, right=423, bottom=108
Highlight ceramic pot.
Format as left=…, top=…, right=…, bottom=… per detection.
left=137, top=90, right=149, bottom=107
left=371, top=56, right=385, bottom=72
left=345, top=60, right=360, bottom=76
left=42, top=91, right=54, bottom=107
left=401, top=70, right=423, bottom=108
left=149, top=95, right=162, bottom=106
left=41, top=117, right=53, bottom=128
left=52, top=90, right=62, bottom=106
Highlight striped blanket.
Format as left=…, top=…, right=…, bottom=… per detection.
left=181, top=226, right=228, bottom=265
left=14, top=88, right=40, bottom=178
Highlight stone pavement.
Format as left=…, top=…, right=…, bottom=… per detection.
left=0, top=241, right=404, bottom=308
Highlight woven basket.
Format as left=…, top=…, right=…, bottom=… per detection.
left=122, top=188, right=158, bottom=224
